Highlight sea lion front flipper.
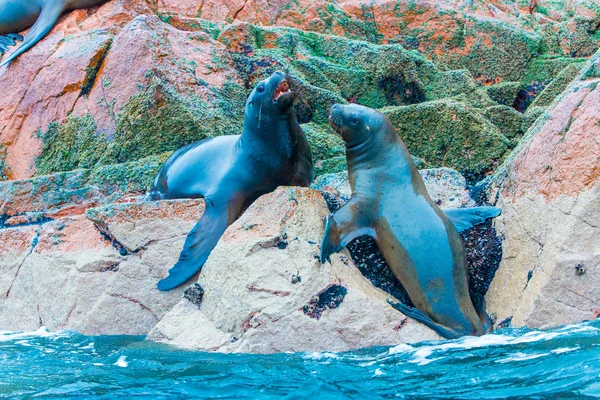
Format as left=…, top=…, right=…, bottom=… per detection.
left=320, top=197, right=375, bottom=263
left=387, top=300, right=462, bottom=340
left=0, top=1, right=65, bottom=66
left=157, top=199, right=240, bottom=291
left=444, top=206, right=501, bottom=232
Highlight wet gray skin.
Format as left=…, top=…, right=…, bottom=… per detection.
left=321, top=103, right=500, bottom=339
left=151, top=71, right=314, bottom=291
left=0, top=0, right=107, bottom=66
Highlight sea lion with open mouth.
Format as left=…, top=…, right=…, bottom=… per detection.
left=151, top=71, right=314, bottom=291
left=0, top=0, right=108, bottom=66
left=320, top=103, right=500, bottom=339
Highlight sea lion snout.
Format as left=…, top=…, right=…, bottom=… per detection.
left=329, top=104, right=343, bottom=134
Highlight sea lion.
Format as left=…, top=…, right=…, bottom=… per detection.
left=150, top=71, right=314, bottom=291
left=320, top=103, right=500, bottom=339
left=0, top=0, right=107, bottom=66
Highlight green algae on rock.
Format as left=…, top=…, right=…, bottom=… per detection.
left=35, top=115, right=108, bottom=176
left=485, top=82, right=522, bottom=107
left=383, top=100, right=509, bottom=181
left=90, top=153, right=173, bottom=194
left=529, top=61, right=587, bottom=107
left=484, top=105, right=528, bottom=147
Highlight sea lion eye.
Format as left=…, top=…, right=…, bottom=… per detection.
left=257, top=85, right=265, bottom=93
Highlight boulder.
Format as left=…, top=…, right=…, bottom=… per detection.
left=0, top=199, right=203, bottom=334
left=485, top=51, right=600, bottom=329
left=148, top=187, right=441, bottom=353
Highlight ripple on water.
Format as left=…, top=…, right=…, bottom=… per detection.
left=0, top=321, right=599, bottom=399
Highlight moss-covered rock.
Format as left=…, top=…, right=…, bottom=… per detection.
left=36, top=115, right=109, bottom=176
left=521, top=56, right=587, bottom=87
left=484, top=105, right=528, bottom=147
left=524, top=106, right=548, bottom=125
left=486, top=82, right=522, bottom=106
left=529, top=62, right=586, bottom=107
left=301, top=122, right=345, bottom=162
left=434, top=16, right=542, bottom=83
left=383, top=100, right=509, bottom=181
left=32, top=18, right=577, bottom=189
left=36, top=79, right=246, bottom=176
left=90, top=153, right=173, bottom=193
left=106, top=83, right=242, bottom=164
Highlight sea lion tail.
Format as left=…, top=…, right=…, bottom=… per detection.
left=0, top=2, right=65, bottom=67
left=443, top=206, right=501, bottom=233
left=157, top=202, right=230, bottom=291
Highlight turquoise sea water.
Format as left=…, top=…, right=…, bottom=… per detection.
left=1, top=320, right=600, bottom=399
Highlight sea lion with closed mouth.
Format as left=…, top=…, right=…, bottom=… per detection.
left=150, top=71, right=314, bottom=291
left=0, top=0, right=107, bottom=66
left=320, top=103, right=500, bottom=339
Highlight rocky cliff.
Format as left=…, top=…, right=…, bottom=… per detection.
left=0, top=0, right=599, bottom=351
left=485, top=49, right=600, bottom=329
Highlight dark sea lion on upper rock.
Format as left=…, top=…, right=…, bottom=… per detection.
left=320, top=103, right=500, bottom=339
left=0, top=0, right=107, bottom=66
left=150, top=71, right=314, bottom=291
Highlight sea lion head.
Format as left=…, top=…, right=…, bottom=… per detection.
left=329, top=103, right=387, bottom=148
left=246, top=71, right=295, bottom=120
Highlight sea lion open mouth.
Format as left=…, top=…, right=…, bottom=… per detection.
left=273, top=80, right=291, bottom=101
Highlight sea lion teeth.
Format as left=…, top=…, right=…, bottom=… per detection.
left=320, top=103, right=502, bottom=339
left=273, top=80, right=291, bottom=100
left=151, top=71, right=314, bottom=291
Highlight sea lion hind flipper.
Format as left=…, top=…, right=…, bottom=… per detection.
left=470, top=293, right=493, bottom=334
left=0, top=34, right=22, bottom=54
left=387, top=300, right=463, bottom=339
left=444, top=206, right=501, bottom=232
left=0, top=1, right=65, bottom=66
left=319, top=198, right=375, bottom=263
left=157, top=202, right=231, bottom=291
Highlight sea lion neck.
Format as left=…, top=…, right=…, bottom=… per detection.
left=344, top=126, right=390, bottom=168
left=240, top=109, right=297, bottom=157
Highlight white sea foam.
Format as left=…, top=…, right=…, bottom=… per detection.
left=114, top=356, right=128, bottom=368
left=551, top=347, right=580, bottom=354
left=0, top=327, right=67, bottom=343
left=388, top=343, right=413, bottom=355
left=303, top=352, right=340, bottom=360
left=496, top=352, right=549, bottom=363
left=385, top=325, right=581, bottom=365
